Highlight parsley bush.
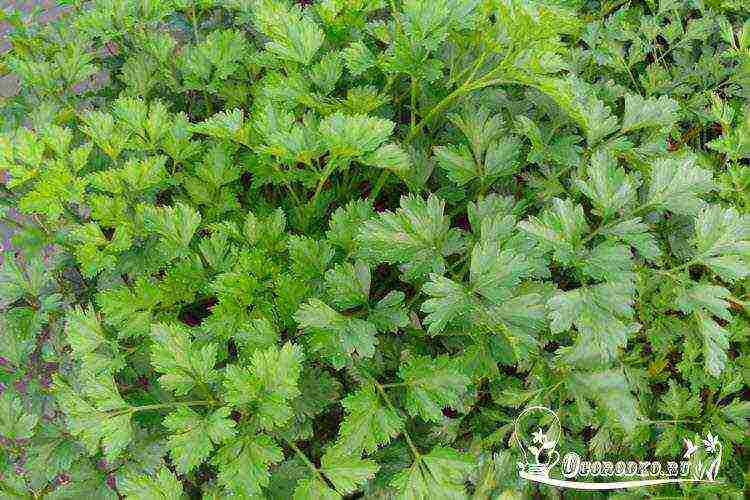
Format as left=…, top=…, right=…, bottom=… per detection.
left=1, top=0, right=749, bottom=498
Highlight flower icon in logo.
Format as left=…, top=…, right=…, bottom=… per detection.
left=683, top=433, right=722, bottom=482
left=703, top=432, right=719, bottom=453
left=514, top=406, right=561, bottom=478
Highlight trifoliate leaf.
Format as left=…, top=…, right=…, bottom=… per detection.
left=420, top=274, right=473, bottom=335
left=550, top=281, right=640, bottom=365
left=288, top=236, right=335, bottom=280
left=293, top=477, right=340, bottom=500
left=361, top=143, right=412, bottom=175
left=695, top=313, right=731, bottom=379
left=326, top=199, right=374, bottom=253
left=324, top=261, right=371, bottom=310
left=320, top=449, right=379, bottom=495
left=536, top=76, right=619, bottom=144
left=646, top=156, right=715, bottom=215
left=575, top=149, right=637, bottom=219
left=163, top=406, right=237, bottom=474
left=368, top=291, right=409, bottom=333
left=692, top=205, right=750, bottom=282
left=434, top=144, right=478, bottom=186
left=356, top=194, right=464, bottom=281
left=342, top=41, right=376, bottom=76
left=519, top=198, right=589, bottom=264
left=0, top=392, right=39, bottom=440
left=579, top=242, right=634, bottom=282
left=601, top=218, right=661, bottom=262
left=335, top=385, right=404, bottom=455
left=150, top=323, right=219, bottom=396
left=390, top=447, right=474, bottom=500
left=96, top=277, right=162, bottom=339
left=190, top=109, right=251, bottom=146
left=141, top=202, right=202, bottom=259
left=398, top=355, right=470, bottom=422
left=319, top=113, right=395, bottom=159
left=212, top=434, right=283, bottom=497
left=295, top=299, right=377, bottom=368
left=254, top=0, right=325, bottom=65
left=52, top=375, right=132, bottom=462
left=65, top=306, right=105, bottom=357
left=621, top=94, right=679, bottom=133
left=119, top=468, right=184, bottom=500
left=567, top=369, right=640, bottom=432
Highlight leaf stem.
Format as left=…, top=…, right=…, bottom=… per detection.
left=110, top=399, right=219, bottom=416
left=373, top=380, right=421, bottom=459
left=285, top=439, right=338, bottom=492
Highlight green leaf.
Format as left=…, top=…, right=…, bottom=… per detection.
left=567, top=369, right=640, bottom=432
left=163, top=406, right=237, bottom=474
left=621, top=94, right=679, bottom=133
left=575, top=149, right=637, bottom=220
left=326, top=199, right=374, bottom=253
left=356, top=194, right=464, bottom=281
left=293, top=477, right=340, bottom=500
left=434, top=144, right=478, bottom=186
left=398, top=355, right=470, bottom=422
left=254, top=0, right=325, bottom=65
left=295, top=299, right=377, bottom=369
left=150, top=323, right=219, bottom=396
left=601, top=218, right=661, bottom=262
left=119, top=468, right=184, bottom=500
left=320, top=449, right=379, bottom=494
left=676, top=284, right=732, bottom=321
left=420, top=274, right=472, bottom=336
left=212, top=434, right=283, bottom=497
left=536, top=76, right=619, bottom=144
left=368, top=291, right=409, bottom=333
left=646, top=156, right=715, bottom=215
left=361, top=143, right=412, bottom=176
left=97, top=278, right=162, bottom=339
left=342, top=41, right=376, bottom=76
left=335, top=385, right=404, bottom=455
left=319, top=113, right=395, bottom=159
left=0, top=392, right=39, bottom=440
left=52, top=375, right=132, bottom=462
left=141, top=202, right=202, bottom=259
left=519, top=198, right=589, bottom=265
left=325, top=261, right=371, bottom=310
left=251, top=342, right=304, bottom=429
left=391, top=447, right=474, bottom=500
left=191, top=109, right=251, bottom=146
left=692, top=205, right=750, bottom=282
left=288, top=236, right=335, bottom=280
left=2, top=307, right=43, bottom=367
left=469, top=242, right=536, bottom=304
left=676, top=284, right=732, bottom=378
left=549, top=281, right=640, bottom=365
left=65, top=306, right=105, bottom=356
left=695, top=312, right=731, bottom=379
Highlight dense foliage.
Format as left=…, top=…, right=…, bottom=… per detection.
left=1, top=0, right=749, bottom=498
